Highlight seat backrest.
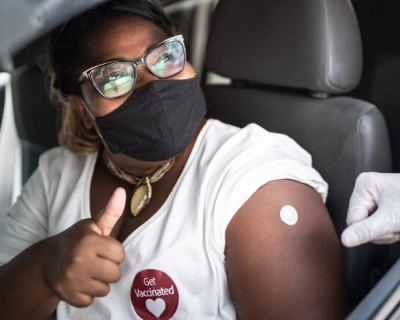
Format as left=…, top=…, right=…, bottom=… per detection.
left=203, top=0, right=392, bottom=307
left=10, top=33, right=59, bottom=186
left=350, top=0, right=400, bottom=173
left=11, top=65, right=59, bottom=185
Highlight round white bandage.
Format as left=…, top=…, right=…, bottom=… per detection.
left=279, top=205, right=298, bottom=225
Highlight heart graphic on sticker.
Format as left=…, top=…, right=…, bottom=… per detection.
left=145, top=298, right=166, bottom=318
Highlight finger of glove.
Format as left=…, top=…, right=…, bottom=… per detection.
left=346, top=205, right=371, bottom=226
left=341, top=210, right=393, bottom=247
left=372, top=233, right=400, bottom=245
left=346, top=177, right=378, bottom=225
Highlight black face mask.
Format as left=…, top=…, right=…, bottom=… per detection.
left=95, top=77, right=207, bottom=161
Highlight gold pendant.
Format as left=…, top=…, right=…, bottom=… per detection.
left=130, top=177, right=152, bottom=216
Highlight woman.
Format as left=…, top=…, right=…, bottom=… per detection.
left=0, top=0, right=350, bottom=319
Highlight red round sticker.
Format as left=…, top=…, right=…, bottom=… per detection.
left=131, top=269, right=179, bottom=319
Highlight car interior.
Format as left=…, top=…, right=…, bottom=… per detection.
left=203, top=0, right=392, bottom=309
left=0, top=0, right=399, bottom=317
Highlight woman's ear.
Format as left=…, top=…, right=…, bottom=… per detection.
left=69, top=95, right=94, bottom=129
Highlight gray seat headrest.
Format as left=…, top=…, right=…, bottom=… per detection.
left=205, top=0, right=362, bottom=94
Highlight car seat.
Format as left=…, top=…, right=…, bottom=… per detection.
left=349, top=0, right=400, bottom=275
left=11, top=65, right=59, bottom=184
left=11, top=35, right=59, bottom=185
left=202, top=0, right=392, bottom=307
left=350, top=0, right=400, bottom=174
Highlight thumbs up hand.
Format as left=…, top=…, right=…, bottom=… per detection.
left=44, top=188, right=126, bottom=307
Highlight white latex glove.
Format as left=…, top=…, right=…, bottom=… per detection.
left=341, top=172, right=400, bottom=247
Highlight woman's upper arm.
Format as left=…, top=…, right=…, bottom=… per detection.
left=225, top=179, right=351, bottom=320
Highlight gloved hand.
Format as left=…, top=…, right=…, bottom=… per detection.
left=341, top=172, right=400, bottom=247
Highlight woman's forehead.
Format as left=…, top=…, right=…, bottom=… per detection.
left=84, top=16, right=167, bottom=65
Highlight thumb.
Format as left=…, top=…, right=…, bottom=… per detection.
left=341, top=223, right=368, bottom=247
left=341, top=209, right=390, bottom=247
left=94, top=187, right=126, bottom=236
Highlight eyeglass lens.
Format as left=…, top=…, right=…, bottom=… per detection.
left=90, top=39, right=185, bottom=99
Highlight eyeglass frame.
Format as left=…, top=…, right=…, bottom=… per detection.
left=78, top=35, right=186, bottom=100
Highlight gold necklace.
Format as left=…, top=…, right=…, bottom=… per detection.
left=102, top=150, right=175, bottom=216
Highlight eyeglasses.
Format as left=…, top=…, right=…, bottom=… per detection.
left=78, top=35, right=186, bottom=100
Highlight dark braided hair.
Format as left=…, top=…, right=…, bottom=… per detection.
left=47, top=0, right=175, bottom=98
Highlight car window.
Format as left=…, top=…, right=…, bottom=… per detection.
left=164, top=0, right=218, bottom=78
left=0, top=72, right=19, bottom=222
left=0, top=80, right=4, bottom=126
